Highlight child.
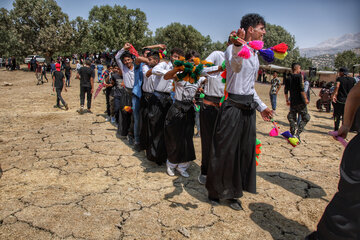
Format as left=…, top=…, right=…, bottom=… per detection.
left=317, top=82, right=332, bottom=112
left=96, top=62, right=104, bottom=83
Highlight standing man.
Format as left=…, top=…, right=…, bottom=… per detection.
left=76, top=60, right=81, bottom=72
left=331, top=67, right=356, bottom=131
left=41, top=62, right=48, bottom=83
left=64, top=61, right=72, bottom=87
left=115, top=43, right=135, bottom=143
left=284, top=63, right=310, bottom=141
left=50, top=60, right=56, bottom=76
left=205, top=14, right=272, bottom=210
left=269, top=71, right=281, bottom=115
left=198, top=50, right=225, bottom=185
left=132, top=45, right=166, bottom=151
left=76, top=60, right=94, bottom=114
left=145, top=47, right=183, bottom=165
left=52, top=63, right=68, bottom=110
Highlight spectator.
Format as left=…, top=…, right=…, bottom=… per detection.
left=331, top=67, right=356, bottom=131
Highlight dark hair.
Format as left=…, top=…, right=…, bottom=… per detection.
left=291, top=62, right=300, bottom=71
left=142, top=48, right=152, bottom=56
left=240, top=13, right=266, bottom=32
left=85, top=59, right=91, bottom=66
left=107, top=65, right=111, bottom=69
left=120, top=51, right=134, bottom=62
left=339, top=67, right=349, bottom=75
left=185, top=50, right=200, bottom=60
left=273, top=71, right=278, bottom=74
left=170, top=47, right=184, bottom=57
left=148, top=51, right=160, bottom=60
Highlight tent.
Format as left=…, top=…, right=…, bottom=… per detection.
left=260, top=64, right=290, bottom=73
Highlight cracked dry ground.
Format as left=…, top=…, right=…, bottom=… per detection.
left=0, top=69, right=355, bottom=240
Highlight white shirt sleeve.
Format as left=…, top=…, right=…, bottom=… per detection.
left=152, top=62, right=168, bottom=76
left=230, top=45, right=244, bottom=73
left=115, top=48, right=125, bottom=71
left=201, top=66, right=220, bottom=75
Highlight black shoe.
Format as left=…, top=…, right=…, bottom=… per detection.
left=228, top=199, right=243, bottom=211
left=127, top=136, right=134, bottom=145
left=208, top=197, right=220, bottom=206
left=133, top=143, right=142, bottom=152
left=305, top=232, right=319, bottom=240
left=295, top=133, right=301, bottom=143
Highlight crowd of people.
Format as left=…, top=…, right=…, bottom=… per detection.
left=0, top=56, right=18, bottom=71
left=36, top=13, right=360, bottom=239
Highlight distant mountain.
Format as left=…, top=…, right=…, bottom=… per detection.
left=309, top=48, right=360, bottom=70
left=300, top=33, right=360, bottom=58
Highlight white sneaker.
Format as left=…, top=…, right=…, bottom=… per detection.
left=105, top=116, right=110, bottom=122
left=198, top=174, right=207, bottom=184
left=167, top=167, right=175, bottom=176
left=177, top=169, right=189, bottom=178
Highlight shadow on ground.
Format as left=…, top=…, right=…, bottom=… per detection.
left=258, top=171, right=326, bottom=199
left=249, top=202, right=311, bottom=240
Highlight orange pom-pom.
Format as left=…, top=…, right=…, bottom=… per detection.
left=175, top=66, right=185, bottom=71
left=123, top=106, right=132, bottom=113
left=193, top=58, right=200, bottom=65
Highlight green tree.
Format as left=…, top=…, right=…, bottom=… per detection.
left=11, top=0, right=74, bottom=60
left=262, top=23, right=313, bottom=69
left=87, top=5, right=152, bottom=52
left=203, top=41, right=228, bottom=59
left=262, top=23, right=297, bottom=67
left=334, top=50, right=359, bottom=70
left=70, top=17, right=92, bottom=53
left=0, top=8, right=24, bottom=58
left=154, top=23, right=214, bottom=59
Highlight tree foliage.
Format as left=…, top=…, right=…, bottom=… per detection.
left=0, top=8, right=25, bottom=58
left=154, top=23, right=219, bottom=59
left=262, top=23, right=312, bottom=69
left=11, top=0, right=74, bottom=59
left=87, top=5, right=152, bottom=52
left=334, top=50, right=359, bottom=71
left=1, top=1, right=314, bottom=68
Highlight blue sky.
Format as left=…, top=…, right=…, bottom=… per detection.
left=2, top=0, right=360, bottom=48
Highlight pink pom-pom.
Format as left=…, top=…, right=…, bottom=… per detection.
left=248, top=40, right=264, bottom=50
left=269, top=127, right=279, bottom=137
left=238, top=45, right=251, bottom=59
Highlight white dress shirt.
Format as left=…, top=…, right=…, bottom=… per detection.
left=225, top=45, right=267, bottom=112
left=115, top=48, right=135, bottom=89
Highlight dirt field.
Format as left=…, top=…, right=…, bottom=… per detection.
left=0, top=67, right=355, bottom=240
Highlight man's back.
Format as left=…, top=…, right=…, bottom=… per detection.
left=336, top=76, right=356, bottom=103
left=79, top=66, right=94, bottom=87
left=64, top=64, right=71, bottom=75
left=53, top=71, right=64, bottom=88
left=285, top=73, right=304, bottom=106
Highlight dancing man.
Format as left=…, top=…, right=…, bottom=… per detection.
left=205, top=13, right=272, bottom=211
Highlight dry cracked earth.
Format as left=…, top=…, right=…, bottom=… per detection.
left=0, top=68, right=355, bottom=240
